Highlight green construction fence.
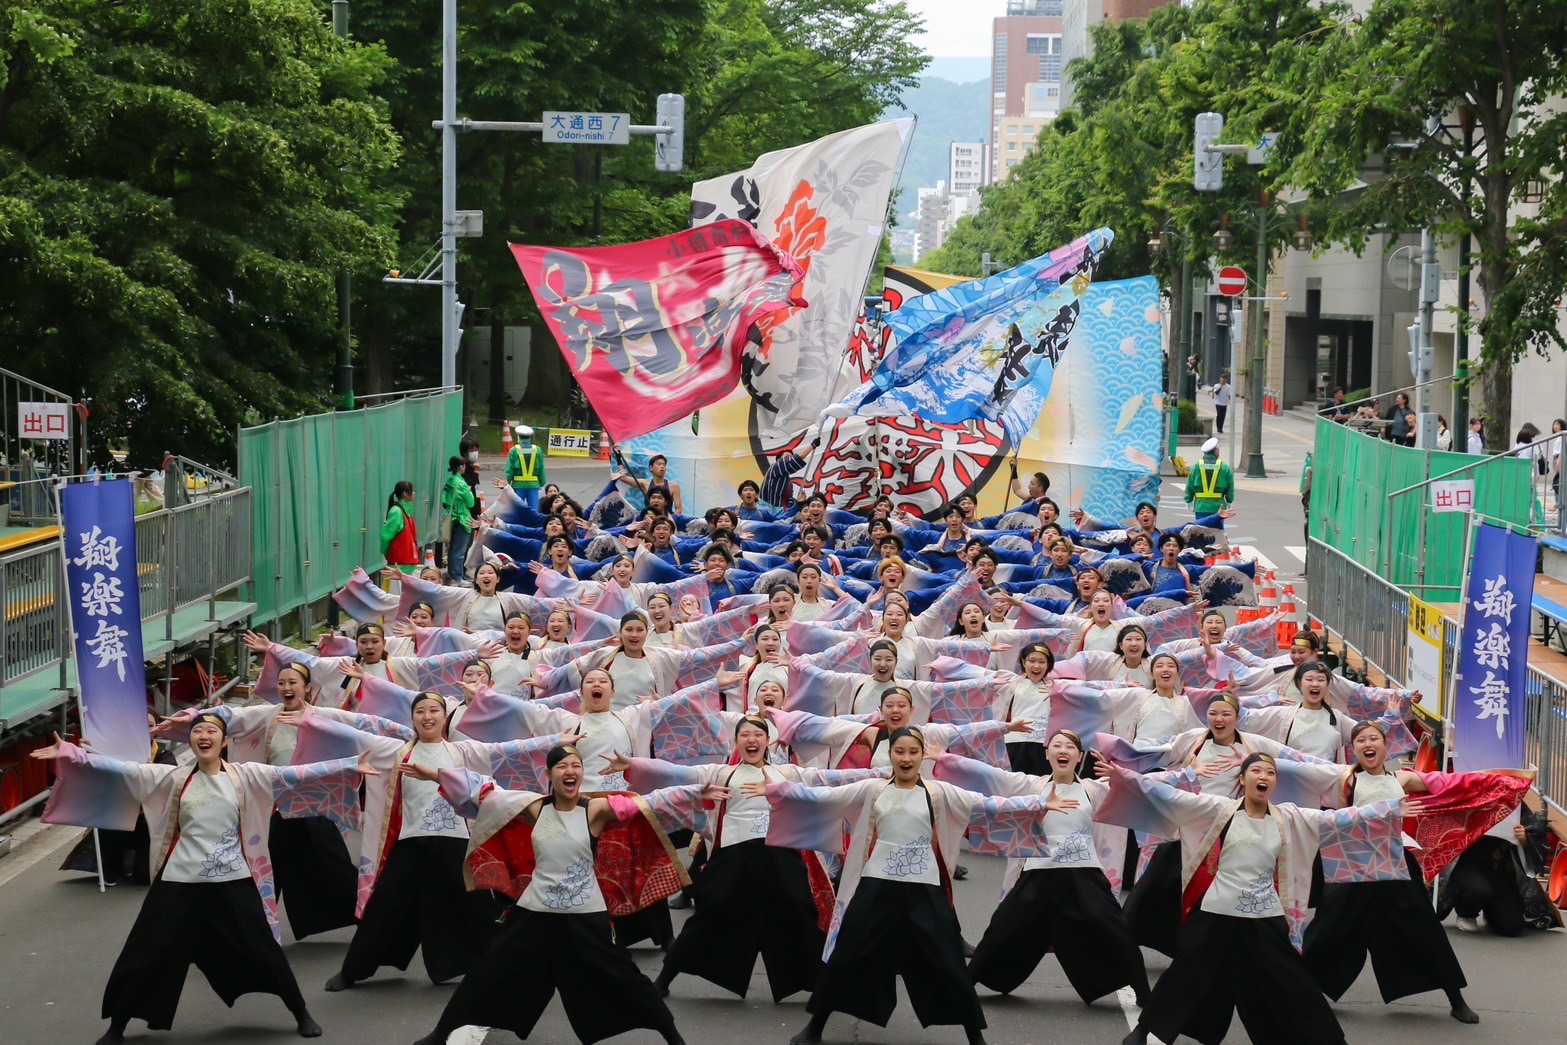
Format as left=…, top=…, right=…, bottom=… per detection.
left=1307, top=417, right=1534, bottom=595
left=239, top=391, right=464, bottom=625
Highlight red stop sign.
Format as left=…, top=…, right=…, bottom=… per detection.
left=1218, top=266, right=1248, bottom=297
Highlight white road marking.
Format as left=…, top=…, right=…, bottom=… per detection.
left=1116, top=985, right=1167, bottom=1043
left=448, top=1027, right=489, bottom=1045
left=1283, top=545, right=1307, bottom=563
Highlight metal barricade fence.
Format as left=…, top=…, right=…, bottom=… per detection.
left=1309, top=537, right=1567, bottom=818
left=0, top=540, right=67, bottom=688
left=1305, top=538, right=1411, bottom=685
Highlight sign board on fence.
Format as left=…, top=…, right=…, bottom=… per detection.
left=17, top=401, right=71, bottom=440
left=1407, top=593, right=1445, bottom=722
left=547, top=428, right=593, bottom=457
left=543, top=111, right=631, bottom=146
left=1431, top=478, right=1475, bottom=513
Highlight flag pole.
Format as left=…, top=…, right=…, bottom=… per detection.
left=1445, top=509, right=1481, bottom=774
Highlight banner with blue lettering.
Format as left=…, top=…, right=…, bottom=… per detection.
left=1453, top=522, right=1536, bottom=771
left=61, top=480, right=150, bottom=763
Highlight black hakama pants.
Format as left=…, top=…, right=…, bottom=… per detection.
left=1005, top=741, right=1049, bottom=776
left=806, top=877, right=985, bottom=1030
left=1140, top=912, right=1345, bottom=1045
left=268, top=811, right=357, bottom=940
left=102, top=878, right=307, bottom=1030
left=661, top=838, right=825, bottom=1001
left=422, top=909, right=679, bottom=1044
left=969, top=866, right=1149, bottom=1003
left=1122, top=838, right=1181, bottom=956
left=339, top=835, right=502, bottom=984
left=614, top=898, right=674, bottom=948
left=1304, top=850, right=1466, bottom=1002
left=1447, top=838, right=1528, bottom=936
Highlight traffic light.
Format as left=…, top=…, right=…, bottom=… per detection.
left=655, top=93, right=685, bottom=173
left=1194, top=112, right=1224, bottom=192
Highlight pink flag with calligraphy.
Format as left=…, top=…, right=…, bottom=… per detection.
left=511, top=221, right=806, bottom=444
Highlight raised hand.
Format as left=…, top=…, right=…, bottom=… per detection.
left=699, top=783, right=731, bottom=804
left=396, top=760, right=436, bottom=781
left=242, top=631, right=272, bottom=654
left=358, top=749, right=384, bottom=777
left=1006, top=718, right=1034, bottom=734
left=274, top=707, right=307, bottom=728
left=600, top=751, right=633, bottom=776
left=1400, top=797, right=1427, bottom=818
left=392, top=619, right=417, bottom=638
left=1044, top=785, right=1081, bottom=814
left=341, top=660, right=366, bottom=680
left=29, top=731, right=68, bottom=760
left=738, top=779, right=768, bottom=799
left=475, top=640, right=504, bottom=661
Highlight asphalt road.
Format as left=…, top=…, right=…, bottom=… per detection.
left=1, top=821, right=1563, bottom=1045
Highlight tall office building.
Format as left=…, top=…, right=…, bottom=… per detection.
left=989, top=1, right=1065, bottom=183
left=949, top=141, right=988, bottom=199
left=1060, top=1, right=1178, bottom=109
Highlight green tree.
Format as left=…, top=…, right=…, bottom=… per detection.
left=923, top=2, right=1339, bottom=395
left=349, top=0, right=923, bottom=422
left=0, top=0, right=402, bottom=466
left=1281, top=0, right=1567, bottom=445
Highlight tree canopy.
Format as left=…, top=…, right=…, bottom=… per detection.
left=923, top=0, right=1567, bottom=440
left=1, top=0, right=401, bottom=466
left=1, top=0, right=926, bottom=466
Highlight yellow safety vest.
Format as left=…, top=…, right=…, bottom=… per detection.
left=1197, top=461, right=1222, bottom=498
left=512, top=445, right=540, bottom=485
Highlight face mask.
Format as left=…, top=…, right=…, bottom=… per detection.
left=468, top=451, right=479, bottom=462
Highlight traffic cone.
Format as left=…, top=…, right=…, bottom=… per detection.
left=1276, top=583, right=1299, bottom=648
left=424, top=547, right=435, bottom=570
left=597, top=430, right=612, bottom=461
left=500, top=421, right=514, bottom=456
left=1259, top=568, right=1279, bottom=612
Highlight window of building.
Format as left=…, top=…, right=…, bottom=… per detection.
left=1007, top=142, right=1018, bottom=151
left=1007, top=159, right=1020, bottom=168
left=993, top=34, right=1008, bottom=90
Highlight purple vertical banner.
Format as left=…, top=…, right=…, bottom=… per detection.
left=1453, top=522, right=1537, bottom=771
left=61, top=479, right=150, bottom=763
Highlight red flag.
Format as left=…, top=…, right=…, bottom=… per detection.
left=511, top=221, right=805, bottom=443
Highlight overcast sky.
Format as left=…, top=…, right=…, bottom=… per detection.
left=906, top=0, right=1007, bottom=57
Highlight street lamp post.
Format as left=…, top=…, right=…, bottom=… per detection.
left=1215, top=193, right=1309, bottom=479
left=332, top=1, right=354, bottom=409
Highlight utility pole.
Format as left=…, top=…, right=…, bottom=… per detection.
left=1411, top=115, right=1441, bottom=450
left=439, top=0, right=460, bottom=389
left=332, top=0, right=354, bottom=408
left=1247, top=201, right=1269, bottom=478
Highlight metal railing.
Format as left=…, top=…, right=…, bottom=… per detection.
left=0, top=485, right=252, bottom=699
left=1, top=367, right=83, bottom=527
left=1308, top=537, right=1567, bottom=818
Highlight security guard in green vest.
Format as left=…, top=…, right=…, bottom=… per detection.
left=505, top=425, right=547, bottom=509
left=1184, top=437, right=1235, bottom=517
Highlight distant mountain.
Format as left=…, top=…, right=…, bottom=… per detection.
left=921, top=56, right=990, bottom=84
left=886, top=75, right=991, bottom=220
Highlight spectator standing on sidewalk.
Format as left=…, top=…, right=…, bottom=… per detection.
left=442, top=456, right=477, bottom=584
left=1184, top=438, right=1235, bottom=518
left=1212, top=373, right=1233, bottom=434
left=1467, top=417, right=1486, bottom=455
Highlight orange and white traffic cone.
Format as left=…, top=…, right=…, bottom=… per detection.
left=597, top=430, right=612, bottom=461
left=500, top=421, right=514, bottom=456
left=1276, top=583, right=1299, bottom=649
